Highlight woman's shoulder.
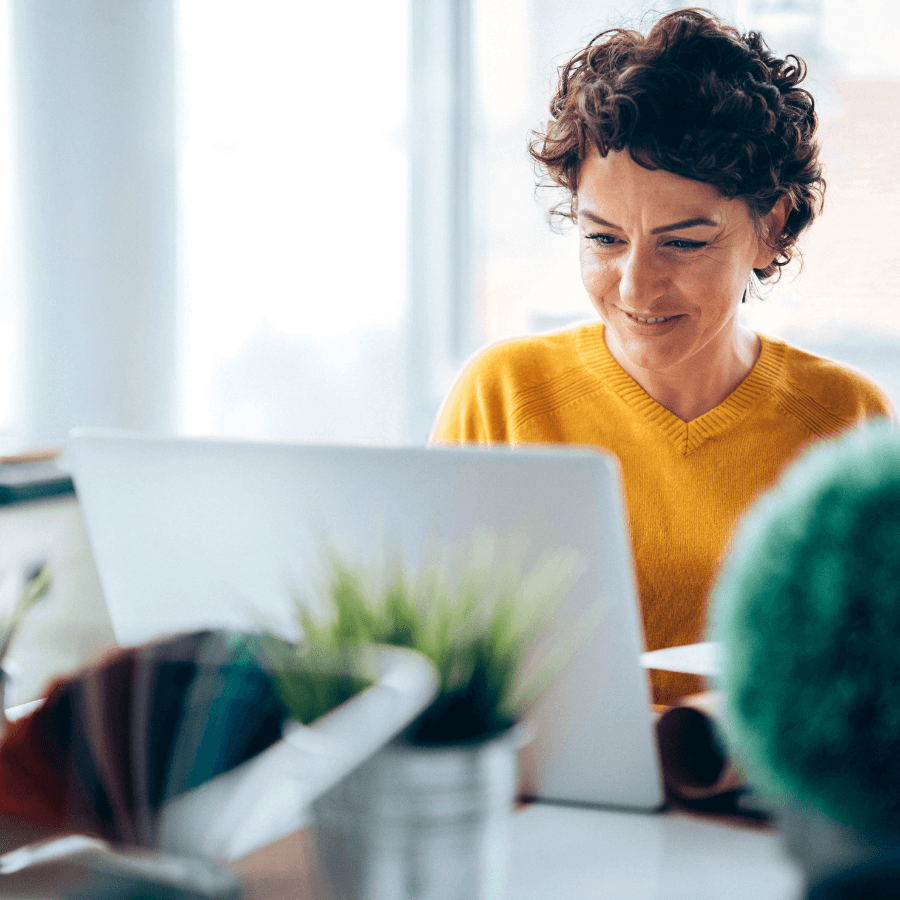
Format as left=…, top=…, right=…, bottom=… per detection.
left=763, top=335, right=897, bottom=423
left=458, top=324, right=590, bottom=387
left=430, top=323, right=599, bottom=443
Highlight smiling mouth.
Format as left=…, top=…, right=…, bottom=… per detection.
left=626, top=312, right=684, bottom=324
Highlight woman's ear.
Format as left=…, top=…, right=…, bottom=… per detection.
left=754, top=195, right=792, bottom=269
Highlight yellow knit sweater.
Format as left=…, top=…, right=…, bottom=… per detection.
left=431, top=322, right=896, bottom=703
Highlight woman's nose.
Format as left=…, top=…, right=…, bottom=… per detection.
left=618, top=248, right=665, bottom=307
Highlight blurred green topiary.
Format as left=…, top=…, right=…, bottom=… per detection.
left=709, top=422, right=900, bottom=833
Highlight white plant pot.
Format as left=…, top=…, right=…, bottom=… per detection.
left=313, top=725, right=527, bottom=900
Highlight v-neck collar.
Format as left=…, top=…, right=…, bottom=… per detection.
left=576, top=322, right=786, bottom=454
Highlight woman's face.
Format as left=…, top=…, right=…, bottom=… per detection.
left=577, top=149, right=777, bottom=382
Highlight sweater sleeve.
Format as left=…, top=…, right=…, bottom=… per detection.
left=778, top=347, right=899, bottom=434
left=829, top=363, right=898, bottom=423
left=429, top=348, right=509, bottom=445
left=862, top=383, right=898, bottom=423
left=430, top=327, right=604, bottom=445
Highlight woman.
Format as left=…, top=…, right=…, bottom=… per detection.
left=431, top=8, right=896, bottom=704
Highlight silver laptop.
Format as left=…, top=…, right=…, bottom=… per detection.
left=66, top=429, right=664, bottom=811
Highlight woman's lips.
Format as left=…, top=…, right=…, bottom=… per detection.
left=623, top=311, right=686, bottom=325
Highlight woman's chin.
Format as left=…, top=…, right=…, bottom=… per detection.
left=607, top=329, right=691, bottom=378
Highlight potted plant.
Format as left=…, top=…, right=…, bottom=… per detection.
left=279, top=534, right=588, bottom=900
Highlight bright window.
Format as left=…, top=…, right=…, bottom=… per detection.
left=176, top=0, right=409, bottom=443
left=0, top=0, right=15, bottom=451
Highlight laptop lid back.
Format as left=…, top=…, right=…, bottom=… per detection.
left=66, top=430, right=664, bottom=810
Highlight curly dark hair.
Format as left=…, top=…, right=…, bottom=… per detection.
left=529, top=8, right=824, bottom=281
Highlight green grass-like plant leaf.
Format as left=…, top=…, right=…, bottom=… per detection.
left=245, top=631, right=373, bottom=726
left=281, top=533, right=596, bottom=745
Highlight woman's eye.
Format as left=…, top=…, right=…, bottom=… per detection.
left=586, top=233, right=618, bottom=245
left=667, top=239, right=706, bottom=250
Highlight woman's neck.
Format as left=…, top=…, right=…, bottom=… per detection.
left=606, top=326, right=762, bottom=422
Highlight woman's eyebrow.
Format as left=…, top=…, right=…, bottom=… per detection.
left=650, top=216, right=717, bottom=234
left=577, top=211, right=719, bottom=232
left=577, top=210, right=620, bottom=228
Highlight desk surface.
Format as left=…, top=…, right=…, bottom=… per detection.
left=0, top=803, right=803, bottom=899
left=231, top=802, right=804, bottom=900
left=507, top=804, right=803, bottom=900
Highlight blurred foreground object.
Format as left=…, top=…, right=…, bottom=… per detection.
left=0, top=632, right=285, bottom=846
left=0, top=835, right=241, bottom=899
left=0, top=630, right=436, bottom=864
left=710, top=423, right=900, bottom=891
left=66, top=847, right=241, bottom=900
